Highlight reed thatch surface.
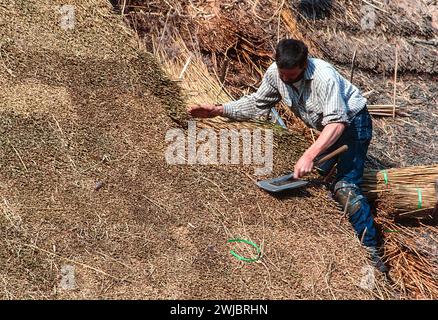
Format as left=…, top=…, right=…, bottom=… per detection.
left=116, top=0, right=438, bottom=299
left=291, top=0, right=438, bottom=74
left=120, top=0, right=438, bottom=168
left=362, top=168, right=438, bottom=298
left=376, top=216, right=438, bottom=299
left=0, top=0, right=397, bottom=300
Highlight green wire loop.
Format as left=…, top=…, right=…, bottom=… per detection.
left=382, top=170, right=389, bottom=185
left=417, top=188, right=422, bottom=209
left=227, top=239, right=261, bottom=263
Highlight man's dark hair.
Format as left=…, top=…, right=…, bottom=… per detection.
left=275, top=39, right=308, bottom=69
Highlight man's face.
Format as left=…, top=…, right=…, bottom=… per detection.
left=278, top=62, right=307, bottom=86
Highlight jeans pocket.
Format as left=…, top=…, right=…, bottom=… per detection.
left=353, top=109, right=372, bottom=141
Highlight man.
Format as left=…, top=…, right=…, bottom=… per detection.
left=188, top=39, right=387, bottom=272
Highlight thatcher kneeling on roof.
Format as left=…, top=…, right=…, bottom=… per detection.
left=188, top=38, right=388, bottom=273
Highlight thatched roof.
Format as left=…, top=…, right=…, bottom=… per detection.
left=0, top=0, right=394, bottom=299
left=118, top=0, right=438, bottom=298
left=291, top=0, right=438, bottom=74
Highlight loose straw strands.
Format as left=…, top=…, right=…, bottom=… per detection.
left=151, top=34, right=238, bottom=129
left=152, top=36, right=232, bottom=106
left=151, top=34, right=273, bottom=131
left=377, top=216, right=438, bottom=298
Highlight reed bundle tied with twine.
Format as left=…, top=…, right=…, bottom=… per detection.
left=362, top=165, right=438, bottom=200
left=367, top=105, right=409, bottom=117
left=379, top=183, right=438, bottom=219
left=363, top=167, right=438, bottom=296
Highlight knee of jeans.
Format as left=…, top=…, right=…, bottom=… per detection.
left=349, top=204, right=374, bottom=230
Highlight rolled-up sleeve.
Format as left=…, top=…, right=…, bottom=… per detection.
left=321, top=73, right=350, bottom=126
left=223, top=67, right=281, bottom=120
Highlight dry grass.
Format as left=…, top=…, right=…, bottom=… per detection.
left=116, top=0, right=438, bottom=300
left=376, top=216, right=438, bottom=299
left=0, top=0, right=398, bottom=300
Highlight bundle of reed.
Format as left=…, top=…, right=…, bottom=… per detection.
left=377, top=215, right=438, bottom=299
left=367, top=105, right=409, bottom=117
left=279, top=3, right=322, bottom=57
left=377, top=183, right=438, bottom=219
left=152, top=36, right=231, bottom=104
left=151, top=27, right=311, bottom=174
left=362, top=165, right=438, bottom=200
left=152, top=33, right=281, bottom=131
left=151, top=33, right=232, bottom=127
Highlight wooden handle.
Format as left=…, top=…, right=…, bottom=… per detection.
left=315, top=145, right=348, bottom=166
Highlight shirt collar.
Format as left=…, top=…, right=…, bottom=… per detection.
left=303, top=58, right=315, bottom=81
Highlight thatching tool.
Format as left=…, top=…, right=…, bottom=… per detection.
left=256, top=145, right=348, bottom=193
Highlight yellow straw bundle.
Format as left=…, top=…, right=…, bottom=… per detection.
left=362, top=165, right=438, bottom=200
left=385, top=184, right=437, bottom=218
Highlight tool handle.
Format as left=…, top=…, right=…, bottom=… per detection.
left=314, top=145, right=348, bottom=166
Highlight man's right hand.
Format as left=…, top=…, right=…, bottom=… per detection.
left=187, top=104, right=224, bottom=118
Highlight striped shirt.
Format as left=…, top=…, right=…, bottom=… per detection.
left=223, top=58, right=367, bottom=131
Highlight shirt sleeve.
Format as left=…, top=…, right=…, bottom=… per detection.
left=320, top=71, right=350, bottom=126
left=223, top=68, right=281, bottom=121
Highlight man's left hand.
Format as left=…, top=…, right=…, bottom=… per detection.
left=294, top=154, right=314, bottom=179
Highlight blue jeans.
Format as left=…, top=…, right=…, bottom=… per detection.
left=317, top=107, right=378, bottom=247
